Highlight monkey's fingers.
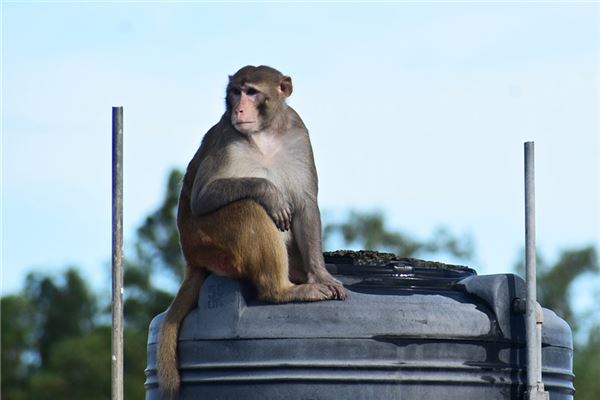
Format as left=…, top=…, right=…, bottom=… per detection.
left=280, top=208, right=294, bottom=231
left=274, top=215, right=283, bottom=231
left=283, top=208, right=292, bottom=231
left=272, top=211, right=287, bottom=232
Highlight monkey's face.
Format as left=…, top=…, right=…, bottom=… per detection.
left=228, top=84, right=265, bottom=135
left=226, top=66, right=294, bottom=136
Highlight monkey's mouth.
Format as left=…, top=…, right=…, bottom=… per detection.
left=233, top=121, right=260, bottom=134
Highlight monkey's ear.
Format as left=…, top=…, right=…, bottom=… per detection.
left=280, top=76, right=293, bottom=97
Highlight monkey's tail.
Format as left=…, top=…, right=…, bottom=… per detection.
left=157, top=266, right=207, bottom=395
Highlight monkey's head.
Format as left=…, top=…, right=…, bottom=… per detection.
left=226, top=65, right=293, bottom=135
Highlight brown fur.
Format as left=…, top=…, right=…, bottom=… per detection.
left=156, top=66, right=346, bottom=395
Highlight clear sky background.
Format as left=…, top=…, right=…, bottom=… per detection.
left=2, top=2, right=599, bottom=307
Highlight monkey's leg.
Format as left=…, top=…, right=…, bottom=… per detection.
left=287, top=240, right=308, bottom=284
left=202, top=200, right=337, bottom=302
left=179, top=210, right=243, bottom=279
left=249, top=236, right=334, bottom=303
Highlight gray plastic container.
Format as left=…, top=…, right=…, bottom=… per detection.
left=145, top=256, right=573, bottom=400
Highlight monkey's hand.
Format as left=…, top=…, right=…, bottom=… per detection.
left=260, top=187, right=293, bottom=232
left=268, top=201, right=293, bottom=232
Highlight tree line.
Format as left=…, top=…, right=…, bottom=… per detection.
left=2, top=169, right=598, bottom=399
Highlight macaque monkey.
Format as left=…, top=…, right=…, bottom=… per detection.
left=157, top=65, right=347, bottom=394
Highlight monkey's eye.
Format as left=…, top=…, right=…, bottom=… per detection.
left=246, top=87, right=258, bottom=96
left=231, top=88, right=241, bottom=96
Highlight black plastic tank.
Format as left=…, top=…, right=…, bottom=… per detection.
left=145, top=251, right=574, bottom=399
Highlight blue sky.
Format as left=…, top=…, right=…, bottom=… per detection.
left=2, top=2, right=599, bottom=307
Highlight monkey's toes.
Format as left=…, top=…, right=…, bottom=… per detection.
left=315, top=284, right=337, bottom=300
left=328, top=284, right=347, bottom=300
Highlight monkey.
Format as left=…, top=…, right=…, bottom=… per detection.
left=157, top=65, right=347, bottom=395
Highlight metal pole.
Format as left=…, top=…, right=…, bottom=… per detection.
left=112, top=107, right=124, bottom=400
left=524, top=141, right=548, bottom=400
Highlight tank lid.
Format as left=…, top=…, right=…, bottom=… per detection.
left=324, top=250, right=476, bottom=290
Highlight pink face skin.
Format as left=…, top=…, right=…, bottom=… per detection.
left=230, top=84, right=262, bottom=134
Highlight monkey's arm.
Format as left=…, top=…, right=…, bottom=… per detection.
left=191, top=177, right=292, bottom=231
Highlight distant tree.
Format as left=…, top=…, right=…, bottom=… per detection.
left=327, top=211, right=600, bottom=398
left=573, top=326, right=600, bottom=400
left=133, top=169, right=185, bottom=280
left=28, top=327, right=111, bottom=400
left=514, top=245, right=599, bottom=399
left=131, top=169, right=475, bottom=277
left=122, top=260, right=174, bottom=332
left=1, top=269, right=147, bottom=400
left=23, top=268, right=97, bottom=368
left=1, top=295, right=33, bottom=400
left=122, top=169, right=184, bottom=333
left=514, top=246, right=598, bottom=332
left=123, top=328, right=150, bottom=400
left=2, top=168, right=597, bottom=399
left=324, top=210, right=473, bottom=260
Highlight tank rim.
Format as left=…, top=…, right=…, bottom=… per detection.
left=324, top=250, right=476, bottom=289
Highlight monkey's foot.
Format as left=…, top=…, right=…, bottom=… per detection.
left=285, top=283, right=340, bottom=302
left=324, top=281, right=347, bottom=300
left=307, top=273, right=347, bottom=300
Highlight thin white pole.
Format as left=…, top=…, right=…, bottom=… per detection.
left=524, top=141, right=548, bottom=400
left=112, top=106, right=124, bottom=400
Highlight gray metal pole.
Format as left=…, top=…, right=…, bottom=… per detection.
left=524, top=141, right=548, bottom=400
left=112, top=107, right=124, bottom=400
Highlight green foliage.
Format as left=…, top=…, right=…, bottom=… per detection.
left=538, top=247, right=598, bottom=327
left=123, top=328, right=150, bottom=400
left=23, top=268, right=97, bottom=367
left=513, top=246, right=599, bottom=398
left=324, top=210, right=473, bottom=260
left=0, top=194, right=177, bottom=400
left=123, top=169, right=183, bottom=331
left=1, top=295, right=33, bottom=400
left=123, top=262, right=173, bottom=332
left=573, top=326, right=600, bottom=400
left=1, top=270, right=149, bottom=400
left=119, top=168, right=185, bottom=393
left=29, top=327, right=111, bottom=400
left=514, top=246, right=598, bottom=331
left=134, top=169, right=185, bottom=280
left=1, top=168, right=597, bottom=399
